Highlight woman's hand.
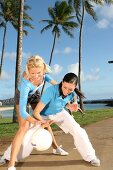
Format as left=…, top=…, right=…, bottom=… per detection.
left=27, top=115, right=41, bottom=125
left=41, top=120, right=54, bottom=128
left=67, top=103, right=78, bottom=112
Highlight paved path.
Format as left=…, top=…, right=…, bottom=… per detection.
left=1, top=117, right=113, bottom=170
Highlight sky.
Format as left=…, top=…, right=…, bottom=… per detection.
left=0, top=0, right=113, bottom=100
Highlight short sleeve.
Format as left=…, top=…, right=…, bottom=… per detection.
left=44, top=74, right=53, bottom=83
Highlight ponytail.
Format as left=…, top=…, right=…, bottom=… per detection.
left=74, top=88, right=85, bottom=99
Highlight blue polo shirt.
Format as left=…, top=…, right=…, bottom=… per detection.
left=18, top=74, right=53, bottom=119
left=40, top=84, right=75, bottom=116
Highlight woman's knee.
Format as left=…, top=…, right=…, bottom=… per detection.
left=19, top=121, right=29, bottom=133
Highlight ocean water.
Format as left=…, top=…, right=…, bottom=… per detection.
left=0, top=103, right=112, bottom=118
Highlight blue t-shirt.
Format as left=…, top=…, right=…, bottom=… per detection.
left=18, top=74, right=53, bottom=119
left=40, top=84, right=75, bottom=116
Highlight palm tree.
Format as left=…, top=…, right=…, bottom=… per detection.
left=40, top=0, right=78, bottom=94
left=13, top=0, right=34, bottom=122
left=13, top=0, right=24, bottom=122
left=0, top=0, right=33, bottom=122
left=68, top=0, right=103, bottom=110
left=0, top=0, right=33, bottom=78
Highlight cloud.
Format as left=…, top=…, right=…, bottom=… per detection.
left=67, top=63, right=85, bottom=81
left=54, top=49, right=60, bottom=55
left=1, top=51, right=31, bottom=61
left=54, top=47, right=76, bottom=55
left=99, top=5, right=113, bottom=20
left=96, top=4, right=113, bottom=29
left=97, top=19, right=109, bottom=28
left=62, top=47, right=74, bottom=54
left=84, top=68, right=100, bottom=81
left=4, top=52, right=16, bottom=60
left=67, top=63, right=100, bottom=82
left=1, top=70, right=11, bottom=80
left=67, top=63, right=79, bottom=75
left=51, top=64, right=63, bottom=74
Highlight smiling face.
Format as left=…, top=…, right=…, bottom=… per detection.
left=28, top=66, right=44, bottom=81
left=61, top=81, right=76, bottom=96
left=26, top=56, right=46, bottom=82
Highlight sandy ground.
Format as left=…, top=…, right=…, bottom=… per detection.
left=0, top=117, right=113, bottom=170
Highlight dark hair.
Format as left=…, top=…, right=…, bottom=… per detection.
left=62, top=73, right=85, bottom=99
left=63, top=72, right=78, bottom=85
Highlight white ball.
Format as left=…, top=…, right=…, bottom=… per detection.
left=31, top=128, right=52, bottom=151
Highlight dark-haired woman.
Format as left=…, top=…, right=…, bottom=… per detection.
left=33, top=72, right=100, bottom=167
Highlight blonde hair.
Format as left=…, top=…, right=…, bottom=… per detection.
left=25, top=55, right=51, bottom=75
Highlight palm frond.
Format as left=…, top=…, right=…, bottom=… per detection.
left=61, top=15, right=76, bottom=24
left=40, top=24, right=53, bottom=34
left=23, top=12, right=33, bottom=21
left=23, top=29, right=28, bottom=36
left=0, top=0, right=33, bottom=31
left=52, top=25, right=60, bottom=38
left=85, top=1, right=97, bottom=21
left=74, top=0, right=81, bottom=20
left=0, top=20, right=5, bottom=27
left=24, top=4, right=31, bottom=11
left=40, top=19, right=54, bottom=25
left=40, top=1, right=77, bottom=40
left=23, top=21, right=34, bottom=29
left=62, top=26, right=74, bottom=38
left=103, top=0, right=113, bottom=3
left=68, top=0, right=81, bottom=24
left=92, top=0, right=105, bottom=5
left=68, top=0, right=73, bottom=6
left=48, top=7, right=55, bottom=20
left=62, top=21, right=78, bottom=28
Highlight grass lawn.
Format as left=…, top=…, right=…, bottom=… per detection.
left=0, top=108, right=113, bottom=138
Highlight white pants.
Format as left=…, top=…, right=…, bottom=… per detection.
left=3, top=124, right=41, bottom=161
left=3, top=110, right=96, bottom=162
left=42, top=109, right=96, bottom=162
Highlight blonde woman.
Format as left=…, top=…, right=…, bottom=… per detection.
left=0, top=55, right=68, bottom=170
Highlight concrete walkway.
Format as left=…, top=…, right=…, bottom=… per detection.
left=1, top=117, right=113, bottom=170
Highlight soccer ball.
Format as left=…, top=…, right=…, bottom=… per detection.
left=31, top=128, right=52, bottom=151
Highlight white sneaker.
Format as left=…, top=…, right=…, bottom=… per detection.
left=53, top=146, right=69, bottom=156
left=8, top=167, right=16, bottom=170
left=90, top=157, right=100, bottom=167
left=0, top=156, right=7, bottom=165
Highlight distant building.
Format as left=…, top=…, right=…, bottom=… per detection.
left=0, top=98, right=14, bottom=106
left=0, top=101, right=2, bottom=106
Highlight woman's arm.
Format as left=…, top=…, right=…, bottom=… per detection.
left=50, top=79, right=57, bottom=85
left=33, top=101, right=45, bottom=120
left=66, top=96, right=78, bottom=112
left=32, top=101, right=53, bottom=128
left=45, top=74, right=57, bottom=85
left=26, top=115, right=40, bottom=124
left=19, top=80, right=30, bottom=119
left=67, top=96, right=85, bottom=117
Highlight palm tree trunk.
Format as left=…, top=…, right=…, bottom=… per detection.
left=0, top=22, right=7, bottom=77
left=13, top=0, right=24, bottom=122
left=41, top=32, right=57, bottom=95
left=49, top=32, right=57, bottom=66
left=78, top=1, right=85, bottom=110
